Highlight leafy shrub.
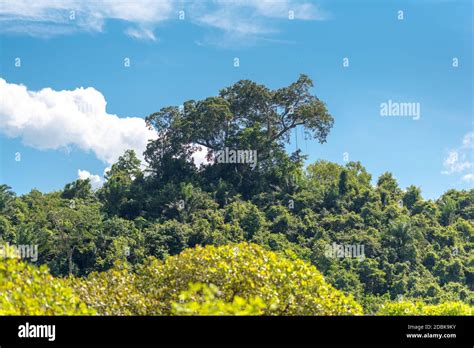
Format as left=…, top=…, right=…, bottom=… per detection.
left=137, top=242, right=362, bottom=315
left=171, top=283, right=266, bottom=315
left=68, top=263, right=146, bottom=315
left=0, top=259, right=94, bottom=315
left=377, top=300, right=472, bottom=315
left=72, top=243, right=362, bottom=315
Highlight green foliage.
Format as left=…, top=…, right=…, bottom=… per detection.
left=137, top=243, right=362, bottom=315
left=144, top=220, right=192, bottom=258
left=71, top=243, right=361, bottom=316
left=0, top=184, right=15, bottom=215
left=1, top=76, right=472, bottom=316
left=378, top=300, right=472, bottom=316
left=0, top=259, right=94, bottom=315
left=95, top=217, right=145, bottom=270
left=224, top=201, right=266, bottom=239
left=145, top=75, right=333, bottom=198
left=98, top=150, right=143, bottom=218
left=61, top=179, right=93, bottom=200
left=171, top=283, right=267, bottom=315
left=439, top=196, right=458, bottom=226
left=403, top=185, right=422, bottom=213
left=68, top=263, right=146, bottom=315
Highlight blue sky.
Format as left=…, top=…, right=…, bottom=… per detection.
left=0, top=0, right=472, bottom=199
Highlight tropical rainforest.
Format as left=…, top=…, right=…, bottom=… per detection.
left=0, top=75, right=472, bottom=315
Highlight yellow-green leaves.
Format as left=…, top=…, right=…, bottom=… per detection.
left=70, top=243, right=362, bottom=315
left=378, top=301, right=473, bottom=315
left=172, top=283, right=267, bottom=315
left=137, top=242, right=362, bottom=315
left=0, top=259, right=94, bottom=315
left=3, top=244, right=471, bottom=317
left=67, top=263, right=147, bottom=316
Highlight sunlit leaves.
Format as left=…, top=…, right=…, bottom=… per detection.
left=378, top=301, right=472, bottom=315
left=171, top=283, right=267, bottom=315
left=0, top=259, right=94, bottom=315
left=137, top=243, right=362, bottom=316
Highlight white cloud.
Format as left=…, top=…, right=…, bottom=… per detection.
left=462, top=173, right=474, bottom=182
left=0, top=0, right=326, bottom=41
left=191, top=145, right=211, bottom=167
left=0, top=78, right=213, bottom=169
left=124, top=27, right=157, bottom=41
left=0, top=78, right=158, bottom=165
left=0, top=0, right=174, bottom=39
left=195, top=0, right=326, bottom=38
left=210, top=0, right=327, bottom=22
left=462, top=131, right=474, bottom=149
left=78, top=169, right=104, bottom=190
left=442, top=150, right=472, bottom=174
left=0, top=0, right=174, bottom=40
left=198, top=9, right=272, bottom=35
left=442, top=132, right=474, bottom=180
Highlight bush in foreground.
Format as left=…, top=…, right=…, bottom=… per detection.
left=0, top=259, right=94, bottom=315
left=171, top=283, right=267, bottom=315
left=377, top=301, right=472, bottom=315
left=74, top=243, right=362, bottom=315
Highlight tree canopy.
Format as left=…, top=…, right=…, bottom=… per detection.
left=0, top=75, right=472, bottom=316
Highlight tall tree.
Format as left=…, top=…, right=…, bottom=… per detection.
left=144, top=75, right=334, bottom=198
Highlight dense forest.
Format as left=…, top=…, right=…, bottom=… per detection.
left=0, top=75, right=472, bottom=315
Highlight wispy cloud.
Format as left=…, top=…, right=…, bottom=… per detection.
left=124, top=27, right=157, bottom=41
left=462, top=173, right=474, bottom=182
left=190, top=0, right=328, bottom=47
left=442, top=132, right=474, bottom=181
left=0, top=0, right=174, bottom=39
left=0, top=0, right=327, bottom=43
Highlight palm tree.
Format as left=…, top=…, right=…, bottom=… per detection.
left=439, top=197, right=457, bottom=226
left=388, top=220, right=412, bottom=248
left=0, top=184, right=15, bottom=214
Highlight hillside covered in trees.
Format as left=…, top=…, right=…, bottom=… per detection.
left=0, top=75, right=472, bottom=315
